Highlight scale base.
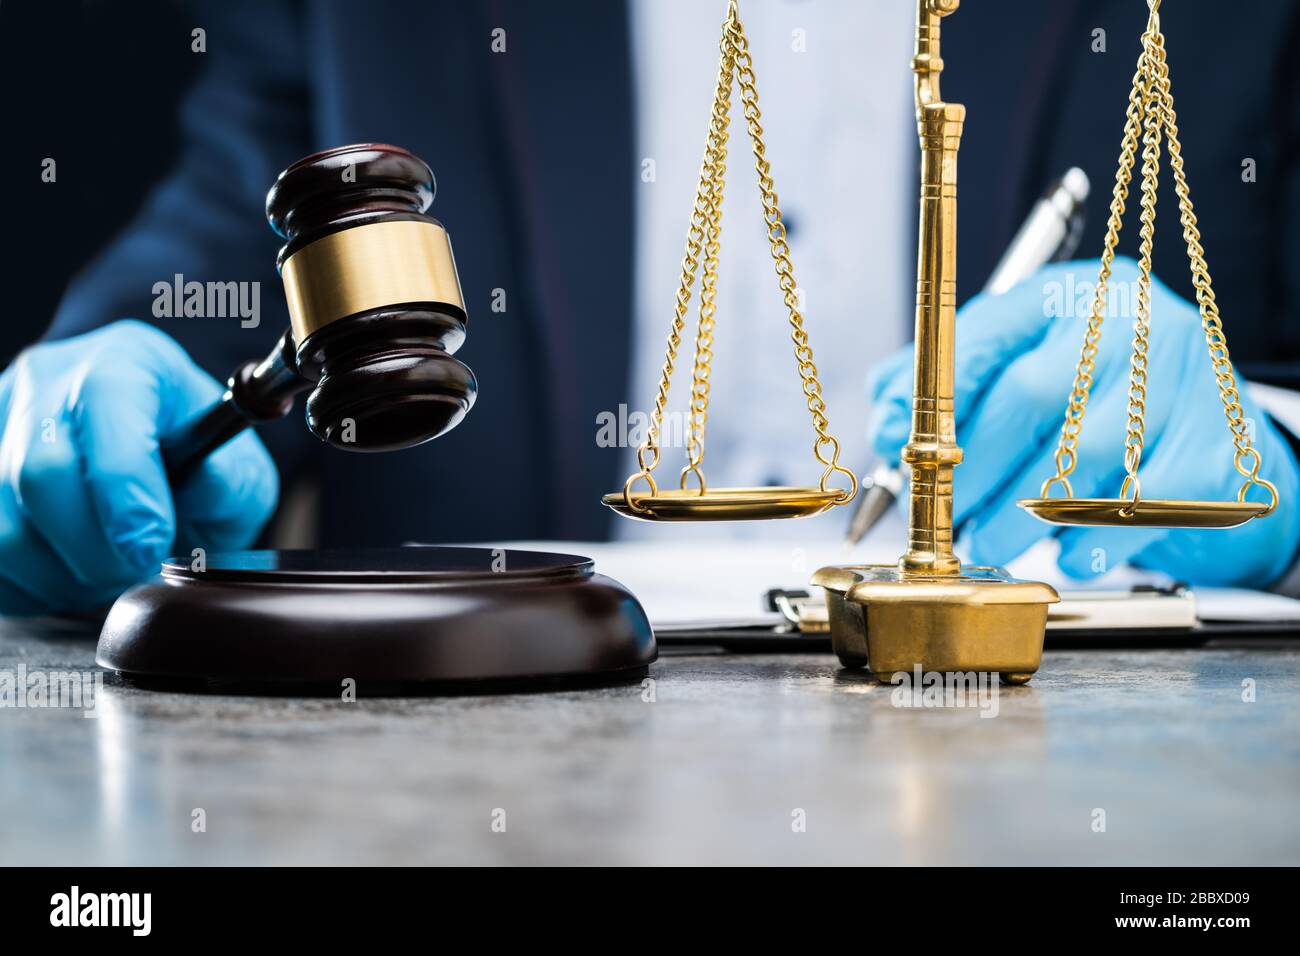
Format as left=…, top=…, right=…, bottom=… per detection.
left=97, top=548, right=656, bottom=693
left=810, top=564, right=1060, bottom=684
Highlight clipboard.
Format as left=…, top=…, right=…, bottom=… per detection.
left=653, top=584, right=1299, bottom=651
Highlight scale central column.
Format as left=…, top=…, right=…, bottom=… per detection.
left=902, top=0, right=964, bottom=575
left=812, top=0, right=1058, bottom=684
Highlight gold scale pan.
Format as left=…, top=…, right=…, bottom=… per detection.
left=1019, top=0, right=1277, bottom=531
left=601, top=0, right=858, bottom=524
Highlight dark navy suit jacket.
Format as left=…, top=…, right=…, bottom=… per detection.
left=45, top=0, right=1300, bottom=546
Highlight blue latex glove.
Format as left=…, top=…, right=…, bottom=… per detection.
left=867, top=258, right=1300, bottom=587
left=0, top=320, right=279, bottom=615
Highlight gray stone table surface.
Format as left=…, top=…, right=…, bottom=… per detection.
left=1, top=618, right=1297, bottom=865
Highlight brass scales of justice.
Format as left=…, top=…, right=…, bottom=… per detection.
left=602, top=0, right=1279, bottom=684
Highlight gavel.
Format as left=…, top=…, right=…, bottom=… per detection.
left=161, top=143, right=477, bottom=478
left=98, top=147, right=658, bottom=694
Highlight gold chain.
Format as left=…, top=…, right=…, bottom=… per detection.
left=1150, top=28, right=1278, bottom=513
left=622, top=20, right=735, bottom=508
left=1041, top=0, right=1276, bottom=515
left=1042, top=42, right=1145, bottom=498
left=728, top=11, right=856, bottom=501
left=1116, top=33, right=1162, bottom=514
left=624, top=0, right=856, bottom=510
left=680, top=22, right=735, bottom=494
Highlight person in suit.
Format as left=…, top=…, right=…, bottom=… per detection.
left=2, top=0, right=1299, bottom=614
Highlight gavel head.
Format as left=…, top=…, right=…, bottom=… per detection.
left=265, top=143, right=476, bottom=451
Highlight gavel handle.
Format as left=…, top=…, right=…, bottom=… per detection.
left=161, top=329, right=312, bottom=484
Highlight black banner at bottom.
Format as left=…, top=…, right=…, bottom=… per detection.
left=0, top=866, right=1287, bottom=940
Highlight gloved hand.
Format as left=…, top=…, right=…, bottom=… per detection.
left=867, top=258, right=1300, bottom=587
left=0, top=320, right=279, bottom=615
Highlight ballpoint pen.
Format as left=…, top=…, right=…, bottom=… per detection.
left=845, top=167, right=1090, bottom=545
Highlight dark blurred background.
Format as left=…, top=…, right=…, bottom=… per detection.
left=0, top=0, right=199, bottom=365
left=4, top=0, right=1298, bottom=384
